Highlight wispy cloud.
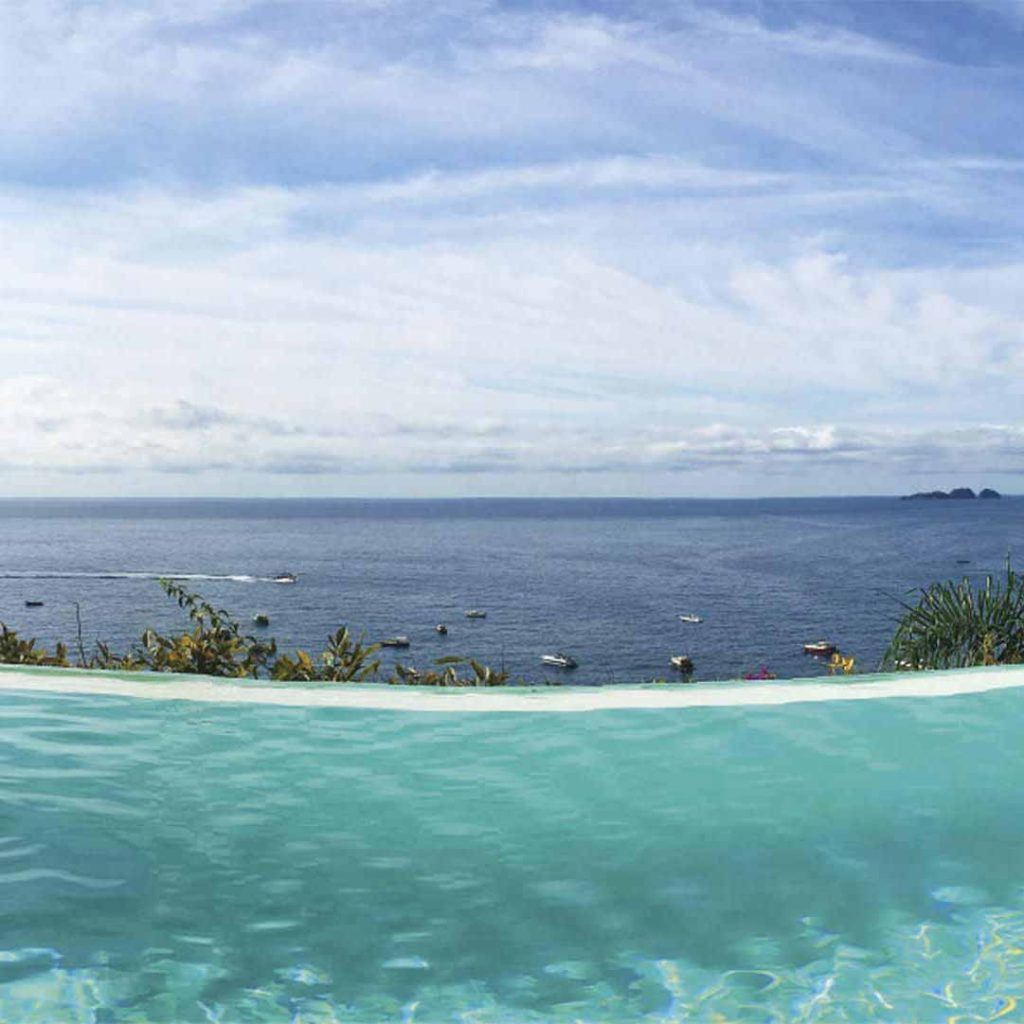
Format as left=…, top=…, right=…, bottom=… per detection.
left=2, top=0, right=1024, bottom=495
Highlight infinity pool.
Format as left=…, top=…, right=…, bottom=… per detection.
left=1, top=665, right=1023, bottom=1021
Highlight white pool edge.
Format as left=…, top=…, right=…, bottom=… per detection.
left=0, top=663, right=1023, bottom=712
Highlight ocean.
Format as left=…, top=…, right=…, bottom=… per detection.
left=0, top=496, right=1020, bottom=683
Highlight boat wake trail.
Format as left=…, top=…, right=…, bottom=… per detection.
left=0, top=571, right=285, bottom=584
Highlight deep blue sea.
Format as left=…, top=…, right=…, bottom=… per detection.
left=0, top=496, right=1021, bottom=683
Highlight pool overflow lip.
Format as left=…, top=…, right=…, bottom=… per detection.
left=0, top=663, right=1023, bottom=712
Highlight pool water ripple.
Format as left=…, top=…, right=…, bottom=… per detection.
left=1, top=674, right=1024, bottom=1019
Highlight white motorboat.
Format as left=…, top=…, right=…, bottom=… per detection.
left=381, top=636, right=411, bottom=648
left=803, top=640, right=836, bottom=656
left=464, top=610, right=487, bottom=619
left=435, top=624, right=448, bottom=635
left=670, top=655, right=694, bottom=672
left=273, top=572, right=298, bottom=584
left=541, top=653, right=578, bottom=669
left=678, top=614, right=703, bottom=624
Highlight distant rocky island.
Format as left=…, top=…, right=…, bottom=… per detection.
left=901, top=487, right=1001, bottom=501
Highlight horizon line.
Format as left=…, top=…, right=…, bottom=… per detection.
left=0, top=493, right=1015, bottom=502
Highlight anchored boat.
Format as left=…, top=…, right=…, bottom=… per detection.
left=803, top=640, right=836, bottom=656
left=381, top=636, right=411, bottom=648
left=252, top=613, right=270, bottom=627
left=678, top=614, right=703, bottom=624
left=435, top=624, right=448, bottom=635
left=541, top=653, right=578, bottom=669
left=670, top=655, right=694, bottom=672
left=464, top=610, right=487, bottom=619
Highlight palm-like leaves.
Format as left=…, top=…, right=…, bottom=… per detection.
left=883, top=560, right=1024, bottom=671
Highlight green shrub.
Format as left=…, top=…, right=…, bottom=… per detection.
left=270, top=627, right=382, bottom=682
left=0, top=582, right=512, bottom=686
left=136, top=580, right=277, bottom=678
left=389, top=656, right=510, bottom=687
left=0, top=625, right=68, bottom=667
left=883, top=560, right=1024, bottom=671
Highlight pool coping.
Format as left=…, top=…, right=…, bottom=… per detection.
left=0, top=663, right=1022, bottom=712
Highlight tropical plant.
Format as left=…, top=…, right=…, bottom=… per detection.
left=882, top=560, right=1024, bottom=671
left=0, top=625, right=69, bottom=667
left=135, top=579, right=277, bottom=677
left=89, top=641, right=147, bottom=672
left=270, top=627, right=382, bottom=682
left=388, top=655, right=510, bottom=687
left=1, top=582, right=516, bottom=686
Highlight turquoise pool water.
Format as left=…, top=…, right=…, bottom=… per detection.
left=1, top=667, right=1024, bottom=1022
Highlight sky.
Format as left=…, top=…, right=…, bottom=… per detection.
left=5, top=0, right=1024, bottom=497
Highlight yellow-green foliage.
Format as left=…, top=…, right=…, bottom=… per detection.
left=270, top=627, right=382, bottom=682
left=0, top=625, right=68, bottom=667
left=389, top=655, right=510, bottom=687
left=138, top=580, right=277, bottom=678
left=0, top=582, right=511, bottom=686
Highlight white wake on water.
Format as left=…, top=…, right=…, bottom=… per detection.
left=0, top=571, right=285, bottom=583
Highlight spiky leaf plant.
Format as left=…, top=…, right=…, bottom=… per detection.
left=882, top=560, right=1024, bottom=671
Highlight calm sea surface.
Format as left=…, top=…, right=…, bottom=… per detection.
left=0, top=496, right=1021, bottom=682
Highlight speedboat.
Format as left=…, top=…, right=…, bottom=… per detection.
left=464, top=610, right=487, bottom=619
left=381, top=636, right=411, bottom=648
left=252, top=613, right=270, bottom=627
left=435, top=624, right=448, bottom=635
left=541, top=653, right=577, bottom=669
left=803, top=640, right=836, bottom=656
left=273, top=572, right=298, bottom=584
left=678, top=614, right=703, bottom=624
left=670, top=655, right=694, bottom=672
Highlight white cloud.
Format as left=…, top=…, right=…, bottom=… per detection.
left=0, top=180, right=1023, bottom=494
left=1, top=1, right=1024, bottom=494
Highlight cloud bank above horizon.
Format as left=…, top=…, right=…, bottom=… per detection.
left=6, top=0, right=1024, bottom=497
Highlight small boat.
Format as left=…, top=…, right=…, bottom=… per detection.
left=435, top=624, right=448, bottom=635
left=381, top=636, right=411, bottom=648
left=24, top=600, right=44, bottom=608
left=803, top=640, right=836, bottom=656
left=540, top=653, right=578, bottom=669
left=744, top=666, right=777, bottom=680
left=670, top=655, right=694, bottom=672
left=252, top=613, right=270, bottom=627
left=464, top=610, right=487, bottom=619
left=273, top=572, right=298, bottom=584
left=678, top=614, right=703, bottom=624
